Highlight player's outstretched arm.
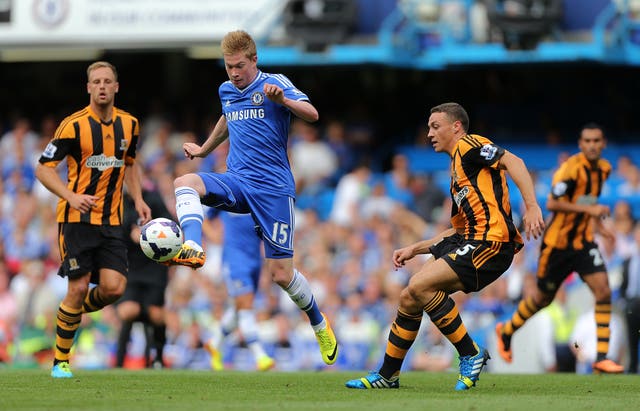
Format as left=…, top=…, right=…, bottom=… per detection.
left=392, top=227, right=456, bottom=268
left=499, top=151, right=545, bottom=240
left=184, top=115, right=229, bottom=159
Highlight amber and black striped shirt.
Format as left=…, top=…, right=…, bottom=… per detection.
left=449, top=134, right=523, bottom=248
left=38, top=106, right=139, bottom=226
left=543, top=152, right=611, bottom=249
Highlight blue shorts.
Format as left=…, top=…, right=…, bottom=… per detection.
left=222, top=248, right=262, bottom=297
left=221, top=212, right=263, bottom=297
left=198, top=172, right=295, bottom=258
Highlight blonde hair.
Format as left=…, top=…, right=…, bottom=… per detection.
left=87, top=61, right=118, bottom=81
left=221, top=30, right=257, bottom=59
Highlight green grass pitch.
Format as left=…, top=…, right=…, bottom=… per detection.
left=1, top=370, right=638, bottom=411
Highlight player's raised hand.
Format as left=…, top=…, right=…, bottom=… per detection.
left=522, top=203, right=545, bottom=240
left=263, top=83, right=285, bottom=105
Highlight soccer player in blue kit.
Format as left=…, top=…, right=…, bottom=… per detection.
left=205, top=210, right=275, bottom=371
left=166, top=30, right=338, bottom=365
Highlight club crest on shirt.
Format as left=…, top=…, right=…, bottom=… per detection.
left=68, top=258, right=80, bottom=271
left=251, top=92, right=264, bottom=106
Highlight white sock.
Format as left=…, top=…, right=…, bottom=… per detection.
left=284, top=270, right=325, bottom=329
left=220, top=306, right=237, bottom=336
left=174, top=186, right=204, bottom=249
left=238, top=309, right=267, bottom=359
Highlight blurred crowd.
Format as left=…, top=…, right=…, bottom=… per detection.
left=1, top=113, right=639, bottom=374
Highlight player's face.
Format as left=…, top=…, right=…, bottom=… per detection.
left=224, top=52, right=258, bottom=89
left=578, top=128, right=605, bottom=162
left=427, top=112, right=458, bottom=155
left=87, top=67, right=118, bottom=107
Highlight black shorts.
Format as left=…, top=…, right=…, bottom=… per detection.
left=430, top=233, right=516, bottom=293
left=119, top=281, right=165, bottom=307
left=536, top=241, right=607, bottom=294
left=57, top=223, right=128, bottom=282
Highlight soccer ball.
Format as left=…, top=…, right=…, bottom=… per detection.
left=139, top=218, right=183, bottom=262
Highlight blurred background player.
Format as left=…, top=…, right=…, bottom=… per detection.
left=204, top=210, right=275, bottom=371
left=496, top=123, right=624, bottom=374
left=35, top=61, right=151, bottom=378
left=115, top=174, right=171, bottom=369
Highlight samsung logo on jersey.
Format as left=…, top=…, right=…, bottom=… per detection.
left=86, top=154, right=125, bottom=171
left=225, top=109, right=265, bottom=122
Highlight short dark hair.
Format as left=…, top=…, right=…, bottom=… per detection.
left=430, top=102, right=469, bottom=132
left=581, top=122, right=604, bottom=135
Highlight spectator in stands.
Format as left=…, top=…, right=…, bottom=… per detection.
left=329, top=161, right=372, bottom=227
left=383, top=153, right=414, bottom=209
left=617, top=164, right=640, bottom=197
left=10, top=259, right=59, bottom=366
left=0, top=262, right=16, bottom=363
left=3, top=187, right=49, bottom=274
left=360, top=180, right=398, bottom=221
left=0, top=117, right=39, bottom=164
left=620, top=220, right=640, bottom=373
left=323, top=119, right=356, bottom=184
left=615, top=154, right=636, bottom=183
left=407, top=173, right=447, bottom=223
left=334, top=290, right=381, bottom=370
left=289, top=119, right=338, bottom=199
left=612, top=200, right=636, bottom=261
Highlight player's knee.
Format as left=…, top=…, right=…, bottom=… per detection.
left=101, top=283, right=126, bottom=303
left=68, top=281, right=90, bottom=301
left=594, top=288, right=612, bottom=304
left=271, top=271, right=290, bottom=287
left=174, top=173, right=198, bottom=189
left=148, top=306, right=165, bottom=324
left=117, top=301, right=140, bottom=321
left=400, top=286, right=422, bottom=310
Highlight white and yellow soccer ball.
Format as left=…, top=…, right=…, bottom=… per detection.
left=139, top=217, right=183, bottom=262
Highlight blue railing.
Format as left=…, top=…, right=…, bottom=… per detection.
left=257, top=0, right=640, bottom=68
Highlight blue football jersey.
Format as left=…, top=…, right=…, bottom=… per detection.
left=219, top=70, right=310, bottom=197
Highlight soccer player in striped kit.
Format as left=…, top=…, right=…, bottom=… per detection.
left=346, top=102, right=545, bottom=390
left=36, top=61, right=151, bottom=378
left=496, top=123, right=624, bottom=373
